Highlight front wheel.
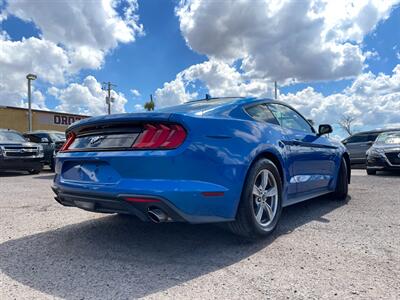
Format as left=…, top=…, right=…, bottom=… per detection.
left=332, top=157, right=348, bottom=201
left=229, top=158, right=282, bottom=239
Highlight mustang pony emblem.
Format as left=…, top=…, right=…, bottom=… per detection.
left=89, top=136, right=105, bottom=146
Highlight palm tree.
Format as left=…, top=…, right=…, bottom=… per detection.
left=144, top=94, right=155, bottom=111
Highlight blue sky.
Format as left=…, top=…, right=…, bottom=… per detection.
left=0, top=0, right=399, bottom=135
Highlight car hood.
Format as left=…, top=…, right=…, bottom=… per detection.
left=371, top=144, right=400, bottom=151
left=0, top=141, right=40, bottom=147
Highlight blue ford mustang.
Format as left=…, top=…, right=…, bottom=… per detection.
left=52, top=97, right=350, bottom=239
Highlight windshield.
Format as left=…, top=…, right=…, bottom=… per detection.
left=375, top=131, right=400, bottom=145
left=50, top=133, right=66, bottom=141
left=0, top=131, right=26, bottom=142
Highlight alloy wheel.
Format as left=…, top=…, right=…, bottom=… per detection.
left=252, top=169, right=278, bottom=227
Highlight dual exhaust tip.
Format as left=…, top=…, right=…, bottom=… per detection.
left=147, top=208, right=169, bottom=223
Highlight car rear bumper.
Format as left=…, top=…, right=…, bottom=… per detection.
left=52, top=159, right=241, bottom=224
left=51, top=181, right=234, bottom=224
left=52, top=143, right=250, bottom=223
left=349, top=157, right=366, bottom=164
left=0, top=157, right=43, bottom=171
left=52, top=186, right=188, bottom=222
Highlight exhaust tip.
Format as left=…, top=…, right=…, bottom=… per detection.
left=148, top=208, right=168, bottom=223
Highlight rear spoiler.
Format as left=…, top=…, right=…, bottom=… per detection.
left=66, top=112, right=172, bottom=135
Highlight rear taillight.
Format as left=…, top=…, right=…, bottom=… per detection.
left=59, top=132, right=76, bottom=152
left=132, top=123, right=186, bottom=149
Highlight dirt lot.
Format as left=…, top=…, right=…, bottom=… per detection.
left=0, top=169, right=399, bottom=299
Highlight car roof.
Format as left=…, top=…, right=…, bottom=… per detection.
left=349, top=128, right=400, bottom=136
left=0, top=128, right=20, bottom=133
left=377, top=130, right=400, bottom=135
left=157, top=97, right=278, bottom=116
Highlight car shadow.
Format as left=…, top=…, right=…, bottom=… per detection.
left=0, top=195, right=349, bottom=299
left=33, top=174, right=55, bottom=180
left=0, top=170, right=28, bottom=177
left=374, top=170, right=400, bottom=177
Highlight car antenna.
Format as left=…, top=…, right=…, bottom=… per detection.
left=205, top=94, right=212, bottom=100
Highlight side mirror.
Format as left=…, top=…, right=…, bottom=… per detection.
left=40, top=137, right=50, bottom=143
left=318, top=124, right=333, bottom=136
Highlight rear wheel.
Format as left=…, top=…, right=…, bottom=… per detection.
left=229, top=158, right=282, bottom=239
left=366, top=169, right=376, bottom=175
left=332, top=158, right=348, bottom=200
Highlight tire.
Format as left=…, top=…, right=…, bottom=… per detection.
left=50, top=160, right=55, bottom=172
left=366, top=169, right=376, bottom=175
left=332, top=157, right=348, bottom=201
left=229, top=158, right=283, bottom=239
left=28, top=168, right=41, bottom=174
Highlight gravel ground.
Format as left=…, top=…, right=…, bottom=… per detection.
left=0, top=169, right=399, bottom=299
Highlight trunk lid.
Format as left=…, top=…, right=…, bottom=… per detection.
left=64, top=112, right=188, bottom=152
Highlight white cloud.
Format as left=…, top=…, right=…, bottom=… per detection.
left=280, top=64, right=400, bottom=132
left=0, top=37, right=70, bottom=107
left=155, top=74, right=196, bottom=108
left=133, top=104, right=144, bottom=112
left=154, top=60, right=274, bottom=107
left=155, top=0, right=398, bottom=110
left=155, top=60, right=400, bottom=136
left=176, top=0, right=398, bottom=82
left=130, top=89, right=141, bottom=97
left=49, top=76, right=128, bottom=116
left=6, top=0, right=143, bottom=68
left=0, top=0, right=142, bottom=111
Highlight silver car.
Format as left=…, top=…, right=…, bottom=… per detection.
left=366, top=130, right=400, bottom=175
left=342, top=130, right=393, bottom=164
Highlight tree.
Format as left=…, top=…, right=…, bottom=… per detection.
left=338, top=115, right=356, bottom=136
left=144, top=94, right=155, bottom=111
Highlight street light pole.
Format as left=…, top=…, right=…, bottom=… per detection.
left=26, top=73, right=37, bottom=131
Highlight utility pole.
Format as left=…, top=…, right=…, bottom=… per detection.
left=102, top=82, right=116, bottom=115
left=274, top=81, right=278, bottom=100
left=26, top=73, right=37, bottom=131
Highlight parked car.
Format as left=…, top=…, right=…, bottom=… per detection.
left=366, top=130, right=400, bottom=175
left=342, top=129, right=395, bottom=164
left=0, top=129, right=44, bottom=174
left=52, top=97, right=350, bottom=239
left=24, top=131, right=65, bottom=171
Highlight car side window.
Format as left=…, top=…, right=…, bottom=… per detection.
left=267, top=103, right=313, bottom=134
left=346, top=134, right=369, bottom=143
left=367, top=134, right=379, bottom=142
left=245, top=104, right=279, bottom=125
